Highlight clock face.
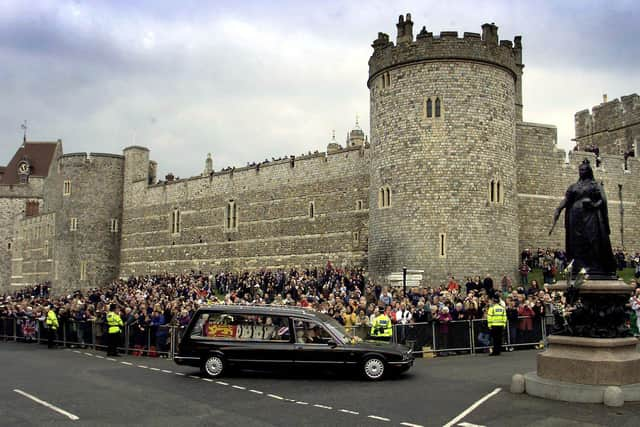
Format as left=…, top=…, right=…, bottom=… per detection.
left=18, top=161, right=30, bottom=175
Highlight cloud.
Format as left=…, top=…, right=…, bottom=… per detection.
left=0, top=1, right=638, bottom=179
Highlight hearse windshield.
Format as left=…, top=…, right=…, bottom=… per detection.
left=315, top=312, right=356, bottom=344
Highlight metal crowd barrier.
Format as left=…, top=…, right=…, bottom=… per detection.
left=1, top=315, right=547, bottom=358
left=0, top=317, right=185, bottom=359
left=392, top=316, right=547, bottom=356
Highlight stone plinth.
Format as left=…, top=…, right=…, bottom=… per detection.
left=538, top=335, right=640, bottom=385
left=548, top=279, right=634, bottom=295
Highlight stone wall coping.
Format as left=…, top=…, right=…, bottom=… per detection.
left=517, top=121, right=557, bottom=130
left=123, top=146, right=149, bottom=152
left=147, top=145, right=369, bottom=187
left=61, top=152, right=124, bottom=160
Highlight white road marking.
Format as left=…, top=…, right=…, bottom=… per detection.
left=188, top=375, right=200, bottom=379
left=83, top=353, right=93, bottom=356
left=232, top=385, right=246, bottom=390
left=285, top=398, right=296, bottom=402
left=202, top=378, right=213, bottom=382
left=400, top=423, right=424, bottom=427
left=250, top=390, right=263, bottom=395
left=313, top=404, right=332, bottom=410
left=368, top=415, right=390, bottom=422
left=339, top=409, right=359, bottom=415
left=267, top=394, right=284, bottom=400
left=175, top=372, right=185, bottom=376
left=443, top=388, right=502, bottom=427
left=149, top=368, right=161, bottom=371
left=121, top=362, right=133, bottom=366
left=295, top=401, right=308, bottom=405
left=95, top=355, right=104, bottom=359
left=14, top=389, right=80, bottom=421
left=73, top=350, right=81, bottom=354
left=216, top=381, right=229, bottom=386
left=458, top=423, right=486, bottom=427
left=161, top=369, right=172, bottom=373
left=106, top=358, right=116, bottom=362
left=138, top=365, right=148, bottom=369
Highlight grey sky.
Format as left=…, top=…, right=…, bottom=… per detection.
left=1, top=1, right=638, bottom=178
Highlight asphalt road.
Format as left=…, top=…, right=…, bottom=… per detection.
left=0, top=342, right=638, bottom=426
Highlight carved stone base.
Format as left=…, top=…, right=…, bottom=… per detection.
left=523, top=372, right=640, bottom=404
left=538, top=335, right=640, bottom=385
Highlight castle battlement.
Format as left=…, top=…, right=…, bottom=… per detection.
left=574, top=93, right=640, bottom=155
left=147, top=144, right=369, bottom=188
left=368, top=14, right=523, bottom=86
left=575, top=93, right=640, bottom=138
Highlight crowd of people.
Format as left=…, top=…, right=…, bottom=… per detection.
left=2, top=255, right=639, bottom=356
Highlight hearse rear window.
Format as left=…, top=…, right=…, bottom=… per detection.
left=190, top=312, right=291, bottom=341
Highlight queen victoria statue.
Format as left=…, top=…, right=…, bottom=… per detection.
left=550, top=159, right=617, bottom=278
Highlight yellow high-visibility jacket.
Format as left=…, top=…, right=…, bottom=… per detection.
left=370, top=314, right=393, bottom=337
left=46, top=310, right=59, bottom=330
left=487, top=304, right=507, bottom=328
left=106, top=311, right=123, bottom=334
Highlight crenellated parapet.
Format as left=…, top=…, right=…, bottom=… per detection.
left=574, top=94, right=640, bottom=155
left=368, top=14, right=523, bottom=87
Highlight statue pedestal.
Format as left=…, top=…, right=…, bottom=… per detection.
left=548, top=279, right=634, bottom=295
left=516, top=279, right=640, bottom=405
left=538, top=335, right=640, bottom=385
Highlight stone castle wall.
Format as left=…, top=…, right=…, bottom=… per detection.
left=0, top=179, right=45, bottom=289
left=516, top=122, right=640, bottom=254
left=574, top=94, right=640, bottom=155
left=119, top=146, right=369, bottom=277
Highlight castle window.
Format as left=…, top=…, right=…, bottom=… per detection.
left=490, top=180, right=495, bottom=203
left=70, top=217, right=77, bottom=232
left=7, top=242, right=11, bottom=250
left=386, top=72, right=390, bottom=87
left=171, top=209, right=181, bottom=234
left=439, top=233, right=447, bottom=258
left=356, top=200, right=364, bottom=211
left=63, top=180, right=71, bottom=196
left=43, top=240, right=49, bottom=257
left=379, top=186, right=391, bottom=208
left=435, top=97, right=441, bottom=117
left=353, top=231, right=360, bottom=242
left=225, top=201, right=237, bottom=230
left=426, top=98, right=433, bottom=118
left=110, top=218, right=119, bottom=233
left=309, top=202, right=315, bottom=219
left=80, top=261, right=87, bottom=281
left=496, top=181, right=502, bottom=203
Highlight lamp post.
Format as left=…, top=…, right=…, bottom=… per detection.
left=402, top=267, right=407, bottom=297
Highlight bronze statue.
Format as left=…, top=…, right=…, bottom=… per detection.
left=550, top=159, right=617, bottom=278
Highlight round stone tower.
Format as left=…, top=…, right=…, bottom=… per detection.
left=53, top=152, right=124, bottom=291
left=368, top=14, right=524, bottom=284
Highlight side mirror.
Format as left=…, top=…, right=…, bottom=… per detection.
left=327, top=339, right=338, bottom=348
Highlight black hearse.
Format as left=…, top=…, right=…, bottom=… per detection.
left=175, top=305, right=413, bottom=380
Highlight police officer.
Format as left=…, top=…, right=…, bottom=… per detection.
left=106, top=304, right=123, bottom=356
left=45, top=305, right=59, bottom=349
left=487, top=295, right=507, bottom=356
left=370, top=307, right=393, bottom=341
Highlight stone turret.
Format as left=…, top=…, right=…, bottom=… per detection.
left=203, top=153, right=213, bottom=175
left=368, top=15, right=520, bottom=283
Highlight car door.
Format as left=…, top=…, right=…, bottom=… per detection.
left=222, top=314, right=295, bottom=367
left=292, top=319, right=348, bottom=367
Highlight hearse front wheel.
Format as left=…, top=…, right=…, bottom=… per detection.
left=201, top=354, right=225, bottom=378
left=362, top=356, right=385, bottom=381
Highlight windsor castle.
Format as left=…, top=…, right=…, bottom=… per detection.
left=1, top=14, right=639, bottom=294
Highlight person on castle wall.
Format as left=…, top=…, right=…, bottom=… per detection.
left=550, top=159, right=617, bottom=277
